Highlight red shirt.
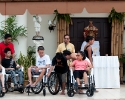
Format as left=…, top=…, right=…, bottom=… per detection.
left=0, top=42, right=15, bottom=59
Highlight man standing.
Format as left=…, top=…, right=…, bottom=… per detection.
left=0, top=34, right=15, bottom=64
left=56, top=34, right=75, bottom=53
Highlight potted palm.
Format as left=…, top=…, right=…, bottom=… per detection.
left=0, top=16, right=27, bottom=43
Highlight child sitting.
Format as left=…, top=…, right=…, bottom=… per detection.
left=0, top=64, right=6, bottom=93
left=2, top=48, right=24, bottom=89
left=70, top=51, right=92, bottom=89
left=27, top=46, right=51, bottom=87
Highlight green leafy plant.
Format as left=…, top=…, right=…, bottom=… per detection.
left=0, top=16, right=27, bottom=43
left=119, top=48, right=125, bottom=74
left=53, top=10, right=72, bottom=24
left=108, top=8, right=124, bottom=23
left=17, top=46, right=36, bottom=80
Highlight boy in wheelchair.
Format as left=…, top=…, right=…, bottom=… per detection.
left=70, top=51, right=92, bottom=93
left=0, top=64, right=6, bottom=94
left=1, top=48, right=24, bottom=89
left=27, top=46, right=51, bottom=87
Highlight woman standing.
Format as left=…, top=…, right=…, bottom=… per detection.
left=84, top=36, right=94, bottom=65
left=84, top=36, right=98, bottom=92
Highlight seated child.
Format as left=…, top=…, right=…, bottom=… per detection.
left=70, top=51, right=92, bottom=88
left=0, top=64, right=6, bottom=93
left=27, top=46, right=51, bottom=87
left=2, top=48, right=24, bottom=88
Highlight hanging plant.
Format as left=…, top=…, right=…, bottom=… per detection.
left=108, top=8, right=125, bottom=23
left=54, top=10, right=72, bottom=24
left=48, top=10, right=72, bottom=32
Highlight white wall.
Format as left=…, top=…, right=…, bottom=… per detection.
left=0, top=8, right=125, bottom=59
left=14, top=11, right=28, bottom=59
left=27, top=12, right=57, bottom=59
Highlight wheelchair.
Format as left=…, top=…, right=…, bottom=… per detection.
left=47, top=71, right=62, bottom=95
left=5, top=67, right=24, bottom=93
left=25, top=68, right=49, bottom=96
left=67, top=68, right=95, bottom=97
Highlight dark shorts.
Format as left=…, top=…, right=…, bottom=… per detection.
left=73, top=70, right=88, bottom=79
left=31, top=69, right=41, bottom=75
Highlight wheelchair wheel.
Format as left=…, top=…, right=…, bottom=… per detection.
left=19, top=89, right=24, bottom=93
left=47, top=72, right=61, bottom=95
left=67, top=89, right=74, bottom=97
left=86, top=88, right=94, bottom=97
left=31, top=80, right=43, bottom=94
left=0, top=92, right=5, bottom=97
left=86, top=75, right=94, bottom=97
left=43, top=88, right=46, bottom=96
left=25, top=87, right=31, bottom=95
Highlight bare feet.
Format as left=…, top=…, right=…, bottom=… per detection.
left=30, top=83, right=36, bottom=87
left=60, top=92, right=65, bottom=95
left=2, top=87, right=6, bottom=93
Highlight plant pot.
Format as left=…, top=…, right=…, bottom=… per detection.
left=24, top=80, right=29, bottom=86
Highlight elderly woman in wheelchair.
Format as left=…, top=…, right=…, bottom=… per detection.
left=70, top=51, right=93, bottom=95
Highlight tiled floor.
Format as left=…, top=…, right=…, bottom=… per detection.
left=1, top=85, right=125, bottom=100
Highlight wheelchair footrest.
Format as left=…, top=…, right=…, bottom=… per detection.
left=78, top=87, right=88, bottom=89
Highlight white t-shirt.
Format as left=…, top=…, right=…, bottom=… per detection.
left=36, top=54, right=51, bottom=68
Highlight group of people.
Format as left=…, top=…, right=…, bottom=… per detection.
left=0, top=33, right=97, bottom=97
left=0, top=34, right=24, bottom=94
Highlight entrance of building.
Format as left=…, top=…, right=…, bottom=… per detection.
left=69, top=18, right=111, bottom=56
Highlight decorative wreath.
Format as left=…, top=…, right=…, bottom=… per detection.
left=83, top=21, right=98, bottom=39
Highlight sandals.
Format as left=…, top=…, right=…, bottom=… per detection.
left=2, top=87, right=6, bottom=93
left=19, top=84, right=23, bottom=88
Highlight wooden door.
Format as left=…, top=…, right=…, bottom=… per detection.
left=69, top=18, right=111, bottom=56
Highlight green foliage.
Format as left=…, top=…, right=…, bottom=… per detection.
left=108, top=8, right=124, bottom=23
left=53, top=10, right=72, bottom=24
left=17, top=46, right=36, bottom=80
left=119, top=48, right=125, bottom=74
left=0, top=16, right=27, bottom=43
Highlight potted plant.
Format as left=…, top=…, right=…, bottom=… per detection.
left=0, top=16, right=27, bottom=43
left=119, top=48, right=125, bottom=83
left=17, top=46, right=36, bottom=86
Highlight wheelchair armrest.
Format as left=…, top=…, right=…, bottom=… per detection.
left=20, top=66, right=24, bottom=71
left=70, top=68, right=73, bottom=76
